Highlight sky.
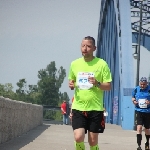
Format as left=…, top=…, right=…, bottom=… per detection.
left=0, top=0, right=101, bottom=99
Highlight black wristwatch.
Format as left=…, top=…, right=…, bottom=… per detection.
left=97, top=81, right=101, bottom=87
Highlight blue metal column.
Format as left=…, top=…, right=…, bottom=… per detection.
left=96, top=0, right=135, bottom=129
left=96, top=0, right=121, bottom=125
left=119, top=0, right=134, bottom=129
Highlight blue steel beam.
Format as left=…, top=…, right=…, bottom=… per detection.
left=96, top=0, right=135, bottom=130
left=131, top=0, right=150, bottom=51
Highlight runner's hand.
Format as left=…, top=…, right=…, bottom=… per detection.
left=145, top=100, right=150, bottom=104
left=133, top=100, right=138, bottom=105
left=88, top=76, right=97, bottom=85
left=69, top=80, right=74, bottom=90
left=69, top=112, right=73, bottom=120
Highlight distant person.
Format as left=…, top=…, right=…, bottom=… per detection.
left=132, top=77, right=150, bottom=150
left=61, top=100, right=69, bottom=125
left=68, top=36, right=112, bottom=150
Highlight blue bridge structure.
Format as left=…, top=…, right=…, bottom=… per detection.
left=96, top=0, right=150, bottom=130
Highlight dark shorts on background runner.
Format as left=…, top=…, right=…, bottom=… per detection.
left=136, top=110, right=150, bottom=129
left=72, top=109, right=105, bottom=133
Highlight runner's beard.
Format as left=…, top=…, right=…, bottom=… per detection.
left=82, top=53, right=89, bottom=58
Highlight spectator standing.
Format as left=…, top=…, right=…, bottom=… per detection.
left=61, top=100, right=69, bottom=125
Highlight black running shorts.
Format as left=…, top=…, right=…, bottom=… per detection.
left=136, top=110, right=150, bottom=129
left=72, top=109, right=105, bottom=133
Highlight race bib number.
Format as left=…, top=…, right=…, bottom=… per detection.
left=138, top=99, right=147, bottom=108
left=77, top=72, right=94, bottom=90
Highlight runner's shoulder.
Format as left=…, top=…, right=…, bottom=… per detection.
left=96, top=57, right=109, bottom=66
left=71, top=58, right=84, bottom=65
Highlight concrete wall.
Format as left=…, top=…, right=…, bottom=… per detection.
left=0, top=96, right=43, bottom=144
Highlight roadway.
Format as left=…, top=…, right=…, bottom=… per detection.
left=0, top=121, right=147, bottom=150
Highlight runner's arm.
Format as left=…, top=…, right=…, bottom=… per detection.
left=98, top=82, right=111, bottom=91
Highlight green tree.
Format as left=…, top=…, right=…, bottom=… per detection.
left=27, top=85, right=42, bottom=104
left=4, top=83, right=15, bottom=98
left=16, top=79, right=27, bottom=94
left=0, top=84, right=5, bottom=96
left=16, top=79, right=27, bottom=101
left=59, top=92, right=70, bottom=104
left=0, top=83, right=16, bottom=99
left=28, top=85, right=38, bottom=93
left=38, top=61, right=66, bottom=106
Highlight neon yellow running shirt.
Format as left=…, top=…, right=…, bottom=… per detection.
left=68, top=57, right=112, bottom=111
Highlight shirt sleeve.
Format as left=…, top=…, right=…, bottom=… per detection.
left=132, top=88, right=136, bottom=98
left=102, top=62, right=112, bottom=83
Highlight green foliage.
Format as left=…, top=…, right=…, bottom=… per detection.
left=37, top=61, right=66, bottom=106
left=27, top=85, right=42, bottom=104
left=0, top=84, right=5, bottom=96
left=61, top=92, right=70, bottom=102
left=0, top=83, right=16, bottom=99
left=16, top=79, right=27, bottom=94
left=15, top=79, right=27, bottom=101
left=58, top=92, right=70, bottom=105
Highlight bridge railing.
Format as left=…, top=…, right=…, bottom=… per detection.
left=43, top=105, right=62, bottom=122
left=43, top=105, right=71, bottom=125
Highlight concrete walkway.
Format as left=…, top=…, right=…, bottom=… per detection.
left=0, top=121, right=147, bottom=150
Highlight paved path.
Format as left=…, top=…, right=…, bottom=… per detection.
left=0, top=121, right=147, bottom=150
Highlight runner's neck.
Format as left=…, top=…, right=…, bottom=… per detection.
left=83, top=56, right=95, bottom=62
